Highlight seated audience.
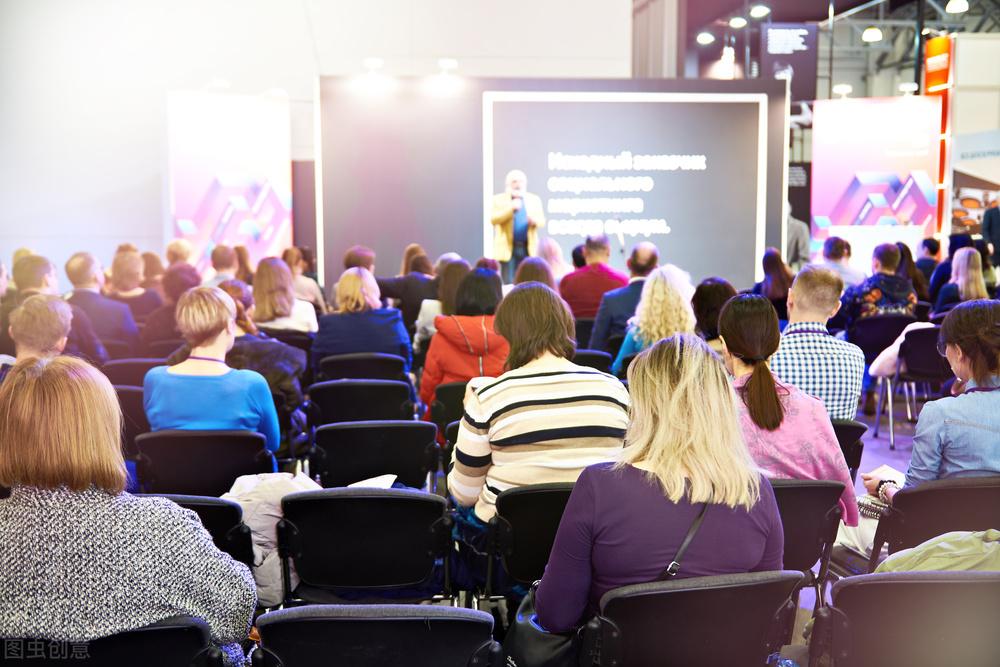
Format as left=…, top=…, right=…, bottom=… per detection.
left=165, top=238, right=193, bottom=267
left=413, top=258, right=471, bottom=353
left=559, top=234, right=628, bottom=319
left=419, top=268, right=508, bottom=409
left=538, top=237, right=572, bottom=284
left=719, top=294, right=858, bottom=526
left=65, top=251, right=139, bottom=352
left=312, top=267, right=411, bottom=373
left=512, top=256, right=555, bottom=290
left=570, top=244, right=586, bottom=269
left=143, top=287, right=281, bottom=454
left=252, top=257, right=318, bottom=333
left=896, top=242, right=930, bottom=303
left=770, top=266, right=865, bottom=420
left=974, top=238, right=997, bottom=295
left=343, top=244, right=376, bottom=272
left=929, top=233, right=974, bottom=302
left=0, top=294, right=72, bottom=381
left=474, top=257, right=500, bottom=274
left=234, top=245, right=254, bottom=285
left=751, top=247, right=794, bottom=320
left=107, top=250, right=163, bottom=319
left=376, top=253, right=437, bottom=332
left=0, top=356, right=256, bottom=665
left=299, top=246, right=320, bottom=283
left=0, top=255, right=107, bottom=365
left=141, top=251, right=166, bottom=299
left=140, top=262, right=202, bottom=351
left=691, top=277, right=737, bottom=354
left=398, top=243, right=426, bottom=277
left=589, top=242, right=658, bottom=352
left=204, top=244, right=239, bottom=288
left=534, top=335, right=783, bottom=632
left=915, top=237, right=939, bottom=282
left=282, top=246, right=327, bottom=314
left=819, top=236, right=866, bottom=287
left=611, top=265, right=695, bottom=376
left=841, top=243, right=917, bottom=328
left=934, top=246, right=988, bottom=315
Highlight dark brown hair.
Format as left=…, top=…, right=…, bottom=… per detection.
left=760, top=248, right=793, bottom=300
left=218, top=279, right=259, bottom=336
left=940, top=299, right=1000, bottom=387
left=343, top=245, right=375, bottom=271
left=692, top=277, right=736, bottom=341
left=408, top=254, right=433, bottom=275
left=456, top=268, right=503, bottom=316
left=162, top=262, right=202, bottom=303
left=873, top=243, right=901, bottom=273
left=719, top=294, right=785, bottom=431
left=234, top=245, right=254, bottom=283
left=514, top=257, right=555, bottom=289
left=438, top=259, right=472, bottom=316
left=494, top=282, right=575, bottom=370
left=895, top=242, right=929, bottom=301
left=823, top=237, right=851, bottom=261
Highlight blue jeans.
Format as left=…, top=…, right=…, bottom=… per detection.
left=502, top=243, right=529, bottom=284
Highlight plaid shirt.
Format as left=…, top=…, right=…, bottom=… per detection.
left=770, top=321, right=865, bottom=421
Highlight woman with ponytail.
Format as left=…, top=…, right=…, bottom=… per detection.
left=719, top=295, right=858, bottom=526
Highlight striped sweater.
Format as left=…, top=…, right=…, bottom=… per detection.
left=448, top=354, right=630, bottom=521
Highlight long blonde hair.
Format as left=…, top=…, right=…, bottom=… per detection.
left=335, top=267, right=381, bottom=314
left=253, top=257, right=295, bottom=323
left=632, top=265, right=696, bottom=345
left=950, top=247, right=988, bottom=302
left=618, top=334, right=761, bottom=510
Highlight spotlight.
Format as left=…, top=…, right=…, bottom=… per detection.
left=729, top=16, right=748, bottom=29
left=425, top=59, right=463, bottom=97
left=832, top=83, right=853, bottom=98
left=898, top=82, right=919, bottom=95
left=696, top=31, right=716, bottom=46
left=861, top=26, right=883, bottom=43
left=945, top=0, right=969, bottom=13
left=749, top=5, right=771, bottom=19
left=351, top=57, right=397, bottom=96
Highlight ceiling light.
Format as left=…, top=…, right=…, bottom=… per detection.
left=729, top=16, right=748, bottom=29
left=861, top=26, right=883, bottom=43
left=945, top=0, right=969, bottom=13
left=898, top=82, right=919, bottom=95
left=696, top=31, right=716, bottom=45
left=750, top=5, right=771, bottom=19
left=437, top=58, right=458, bottom=72
left=832, top=83, right=853, bottom=98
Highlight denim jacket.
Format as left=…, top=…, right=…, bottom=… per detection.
left=906, top=376, right=1000, bottom=488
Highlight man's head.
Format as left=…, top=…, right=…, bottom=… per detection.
left=211, top=244, right=238, bottom=274
left=165, top=238, right=193, bottom=266
left=65, top=252, right=104, bottom=290
left=920, top=238, right=940, bottom=260
left=872, top=243, right=901, bottom=275
left=948, top=233, right=974, bottom=259
left=8, top=294, right=72, bottom=359
left=161, top=262, right=203, bottom=304
left=583, top=234, right=611, bottom=265
left=343, top=245, right=376, bottom=272
left=13, top=255, right=57, bottom=294
left=505, top=169, right=527, bottom=195
left=627, top=242, right=659, bottom=278
left=571, top=244, right=586, bottom=269
left=788, top=265, right=844, bottom=322
left=822, top=237, right=852, bottom=264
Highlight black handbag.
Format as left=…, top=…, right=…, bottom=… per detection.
left=502, top=503, right=710, bottom=667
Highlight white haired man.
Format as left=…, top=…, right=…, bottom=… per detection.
left=490, top=169, right=546, bottom=283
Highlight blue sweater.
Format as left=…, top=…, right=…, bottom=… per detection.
left=143, top=366, right=281, bottom=453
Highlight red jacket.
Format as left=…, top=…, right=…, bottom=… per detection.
left=420, top=314, right=509, bottom=407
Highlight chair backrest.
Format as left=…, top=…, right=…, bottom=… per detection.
left=0, top=616, right=224, bottom=666
left=307, top=379, right=413, bottom=425
left=491, top=483, right=575, bottom=586
left=259, top=328, right=314, bottom=354
left=254, top=605, right=500, bottom=667
left=898, top=326, right=953, bottom=382
left=830, top=419, right=867, bottom=483
left=769, top=479, right=844, bottom=572
left=101, top=358, right=165, bottom=387
left=135, top=430, right=273, bottom=496
left=574, top=318, right=595, bottom=347
left=278, top=489, right=450, bottom=593
left=115, top=385, right=150, bottom=459
left=147, top=494, right=255, bottom=568
left=100, top=339, right=133, bottom=360
left=591, top=571, right=803, bottom=667
left=445, top=420, right=460, bottom=448
left=823, top=571, right=1000, bottom=667
left=915, top=300, right=932, bottom=322
left=430, top=381, right=468, bottom=429
left=617, top=354, right=637, bottom=379
left=310, top=420, right=437, bottom=488
left=573, top=349, right=613, bottom=374
left=145, top=338, right=185, bottom=359
left=847, top=314, right=918, bottom=364
left=606, top=333, right=625, bottom=358
left=318, top=352, right=406, bottom=382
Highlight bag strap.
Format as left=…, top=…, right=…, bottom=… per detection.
left=657, top=503, right=709, bottom=579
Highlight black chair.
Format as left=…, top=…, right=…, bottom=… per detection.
left=616, top=353, right=637, bottom=379
left=430, top=381, right=468, bottom=434
left=769, top=480, right=844, bottom=612
left=573, top=349, right=612, bottom=374
left=812, top=571, right=1000, bottom=667
left=101, top=358, right=164, bottom=387
left=252, top=605, right=501, bottom=667
left=831, top=475, right=1000, bottom=575
left=307, top=380, right=414, bottom=425
left=318, top=352, right=407, bottom=382
left=148, top=494, right=255, bottom=568
left=0, top=616, right=224, bottom=666
left=259, top=329, right=314, bottom=355
left=915, top=300, right=932, bottom=322
left=309, top=420, right=437, bottom=489
left=894, top=325, right=953, bottom=424
left=101, top=339, right=133, bottom=360
left=134, top=430, right=273, bottom=496
left=606, top=333, right=625, bottom=358
left=830, top=419, right=867, bottom=483
left=115, top=385, right=150, bottom=459
left=145, top=338, right=185, bottom=358
left=277, top=488, right=452, bottom=604
left=445, top=420, right=460, bottom=449
left=582, top=571, right=804, bottom=667
left=574, top=318, right=595, bottom=347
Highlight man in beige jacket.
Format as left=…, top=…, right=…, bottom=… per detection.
left=491, top=169, right=545, bottom=283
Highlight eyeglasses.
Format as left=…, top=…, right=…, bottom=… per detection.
left=936, top=340, right=949, bottom=357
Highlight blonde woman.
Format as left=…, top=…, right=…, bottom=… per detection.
left=611, top=264, right=695, bottom=375
left=252, top=257, right=318, bottom=333
left=538, top=237, right=572, bottom=284
left=934, top=246, right=988, bottom=315
left=107, top=250, right=163, bottom=319
left=534, top=334, right=783, bottom=632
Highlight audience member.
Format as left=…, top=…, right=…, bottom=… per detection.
left=377, top=253, right=437, bottom=332
left=413, top=258, right=471, bottom=353
left=538, top=237, right=572, bottom=284
left=559, top=234, right=628, bottom=319
left=915, top=238, right=940, bottom=282
left=534, top=335, right=783, bottom=633
left=0, top=295, right=72, bottom=382
left=299, top=246, right=320, bottom=282
left=570, top=244, right=586, bottom=269
left=929, top=233, right=974, bottom=302
left=65, top=252, right=139, bottom=352
left=719, top=294, right=858, bottom=526
left=589, top=242, right=658, bottom=352
left=8, top=248, right=34, bottom=290
left=474, top=257, right=500, bottom=274
left=611, top=265, right=695, bottom=375
left=0, top=356, right=256, bottom=665
left=419, top=268, right=508, bottom=409
left=343, top=244, right=376, bottom=272
left=0, top=256, right=107, bottom=365
left=841, top=243, right=917, bottom=328
left=281, top=246, right=327, bottom=315
left=820, top=237, right=866, bottom=287
left=973, top=238, right=997, bottom=294
left=140, top=262, right=202, bottom=350
left=252, top=258, right=318, bottom=333
left=234, top=245, right=255, bottom=285
left=785, top=205, right=810, bottom=271
left=512, top=256, right=555, bottom=290
left=312, top=267, right=411, bottom=374
left=0, top=262, right=9, bottom=304
left=204, top=245, right=239, bottom=288
left=107, top=250, right=163, bottom=320
left=751, top=247, right=794, bottom=320
left=398, top=243, right=426, bottom=277
left=144, top=287, right=280, bottom=455
left=141, top=251, right=166, bottom=299
left=165, top=238, right=193, bottom=266
left=981, top=202, right=1000, bottom=268
left=691, top=277, right=737, bottom=354
left=895, top=242, right=930, bottom=303
left=935, top=246, right=988, bottom=315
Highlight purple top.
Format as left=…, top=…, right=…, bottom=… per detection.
left=535, top=462, right=784, bottom=632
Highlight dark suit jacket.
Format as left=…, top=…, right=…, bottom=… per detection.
left=0, top=290, right=108, bottom=365
left=983, top=207, right=1000, bottom=266
left=312, top=308, right=412, bottom=374
left=376, top=273, right=438, bottom=332
left=67, top=289, right=140, bottom=352
left=589, top=279, right=644, bottom=351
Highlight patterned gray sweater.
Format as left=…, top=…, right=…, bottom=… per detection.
left=0, top=486, right=257, bottom=666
